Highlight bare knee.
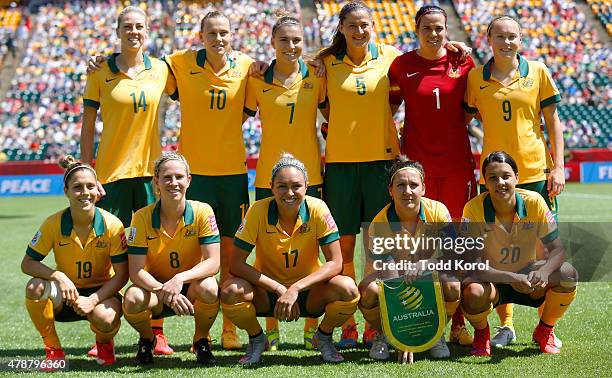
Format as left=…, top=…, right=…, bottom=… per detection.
left=462, top=283, right=490, bottom=313
left=25, top=278, right=46, bottom=299
left=220, top=278, right=251, bottom=304
left=442, top=281, right=461, bottom=302
left=91, top=303, right=120, bottom=332
left=358, top=280, right=379, bottom=308
left=556, top=262, right=578, bottom=291
left=123, top=286, right=148, bottom=314
left=194, top=277, right=219, bottom=304
left=331, top=275, right=359, bottom=302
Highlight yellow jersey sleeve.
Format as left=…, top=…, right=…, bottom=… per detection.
left=244, top=75, right=258, bottom=116
left=534, top=194, right=559, bottom=244
left=127, top=209, right=149, bottom=254
left=26, top=215, right=57, bottom=261
left=234, top=202, right=261, bottom=253
left=83, top=71, right=101, bottom=109
left=106, top=215, right=128, bottom=263
left=463, top=68, right=479, bottom=114
left=460, top=196, right=484, bottom=238
left=194, top=201, right=221, bottom=245
left=538, top=63, right=561, bottom=108
left=310, top=198, right=340, bottom=246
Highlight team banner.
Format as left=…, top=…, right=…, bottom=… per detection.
left=377, top=272, right=446, bottom=352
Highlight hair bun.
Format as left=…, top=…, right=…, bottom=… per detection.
left=59, top=155, right=78, bottom=170
left=274, top=8, right=292, bottom=19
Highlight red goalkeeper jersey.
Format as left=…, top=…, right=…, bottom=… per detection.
left=389, top=50, right=475, bottom=177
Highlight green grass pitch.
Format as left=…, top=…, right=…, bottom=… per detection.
left=0, top=183, right=610, bottom=376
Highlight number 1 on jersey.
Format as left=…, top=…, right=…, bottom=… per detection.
left=432, top=87, right=440, bottom=110
left=130, top=91, right=147, bottom=113
left=283, top=249, right=299, bottom=268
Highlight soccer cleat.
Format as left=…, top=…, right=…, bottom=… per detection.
left=304, top=327, right=317, bottom=350
left=429, top=335, right=450, bottom=359
left=153, top=328, right=174, bottom=355
left=265, top=328, right=280, bottom=351
left=336, top=323, right=358, bottom=349
left=136, top=337, right=155, bottom=365
left=532, top=329, right=562, bottom=349
left=87, top=343, right=97, bottom=357
left=42, top=347, right=65, bottom=372
left=239, top=332, right=266, bottom=365
left=95, top=340, right=115, bottom=366
left=193, top=338, right=216, bottom=365
left=491, top=325, right=516, bottom=347
left=470, top=324, right=491, bottom=357
left=450, top=325, right=473, bottom=345
left=315, top=330, right=344, bottom=363
left=362, top=326, right=378, bottom=349
left=221, top=328, right=242, bottom=350
left=532, top=324, right=561, bottom=354
left=368, top=332, right=389, bottom=360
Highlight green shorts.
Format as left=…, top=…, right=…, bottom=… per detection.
left=152, top=284, right=191, bottom=319
left=187, top=174, right=249, bottom=237
left=256, top=290, right=323, bottom=318
left=98, top=177, right=155, bottom=227
left=479, top=180, right=558, bottom=219
left=255, top=184, right=323, bottom=201
left=324, top=161, right=392, bottom=235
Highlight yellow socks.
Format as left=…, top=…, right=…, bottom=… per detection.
left=25, top=298, right=60, bottom=349
left=496, top=303, right=514, bottom=327
left=445, top=299, right=460, bottom=323
left=90, top=321, right=120, bottom=343
left=320, top=296, right=360, bottom=334
left=540, top=289, right=577, bottom=326
left=194, top=301, right=219, bottom=341
left=122, top=305, right=154, bottom=340
left=221, top=301, right=261, bottom=336
left=464, top=304, right=492, bottom=331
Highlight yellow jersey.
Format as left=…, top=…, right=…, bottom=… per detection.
left=83, top=53, right=172, bottom=184
left=163, top=49, right=254, bottom=175
left=128, top=200, right=220, bottom=283
left=26, top=207, right=127, bottom=289
left=234, top=196, right=340, bottom=286
left=461, top=188, right=559, bottom=272
left=244, top=59, right=326, bottom=187
left=464, top=55, right=561, bottom=183
left=323, top=42, right=401, bottom=163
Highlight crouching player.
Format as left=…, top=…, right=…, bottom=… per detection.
left=359, top=156, right=462, bottom=360
left=221, top=154, right=360, bottom=364
left=22, top=156, right=128, bottom=366
left=123, top=152, right=220, bottom=365
left=461, top=151, right=577, bottom=356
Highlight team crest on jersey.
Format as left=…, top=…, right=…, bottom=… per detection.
left=323, top=213, right=337, bottom=230
left=522, top=222, right=534, bottom=230
left=31, top=230, right=42, bottom=246
left=299, top=222, right=311, bottom=234
left=447, top=66, right=461, bottom=78
left=184, top=227, right=196, bottom=238
left=230, top=69, right=242, bottom=78
left=128, top=227, right=137, bottom=243
left=302, top=81, right=313, bottom=89
left=96, top=239, right=108, bottom=249
left=521, top=78, right=534, bottom=89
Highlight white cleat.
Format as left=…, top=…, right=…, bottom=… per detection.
left=492, top=325, right=516, bottom=347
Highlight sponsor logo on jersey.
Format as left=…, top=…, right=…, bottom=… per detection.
left=190, top=70, right=202, bottom=75
left=105, top=77, right=117, bottom=83
left=31, top=230, right=42, bottom=245
left=208, top=215, right=219, bottom=233
left=479, top=84, right=490, bottom=90
left=128, top=227, right=136, bottom=243
left=406, top=72, right=419, bottom=78
left=324, top=213, right=337, bottom=230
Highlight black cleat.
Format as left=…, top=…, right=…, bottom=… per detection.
left=194, top=337, right=216, bottom=365
left=136, top=337, right=155, bottom=365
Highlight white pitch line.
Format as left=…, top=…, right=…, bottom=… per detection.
left=562, top=192, right=612, bottom=200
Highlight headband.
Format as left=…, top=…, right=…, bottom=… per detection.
left=416, top=6, right=446, bottom=26
left=390, top=166, right=424, bottom=185
left=63, top=164, right=97, bottom=185
left=271, top=162, right=308, bottom=182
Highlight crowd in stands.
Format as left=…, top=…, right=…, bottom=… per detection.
left=0, top=0, right=610, bottom=162
left=586, top=0, right=611, bottom=35
left=452, top=0, right=611, bottom=148
left=0, top=4, right=27, bottom=68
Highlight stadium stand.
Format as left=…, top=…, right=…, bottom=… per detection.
left=452, top=0, right=611, bottom=149
left=586, top=0, right=611, bottom=35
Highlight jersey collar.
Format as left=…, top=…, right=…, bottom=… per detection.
left=334, top=42, right=379, bottom=66
left=151, top=201, right=195, bottom=229
left=267, top=198, right=310, bottom=227
left=196, top=49, right=236, bottom=72
left=482, top=54, right=529, bottom=81
left=61, top=207, right=105, bottom=237
left=108, top=53, right=152, bottom=74
left=387, top=201, right=426, bottom=232
left=483, top=192, right=527, bottom=224
left=263, top=58, right=309, bottom=84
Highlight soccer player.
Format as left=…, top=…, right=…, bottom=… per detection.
left=22, top=156, right=128, bottom=366
left=463, top=15, right=565, bottom=347
left=122, top=152, right=221, bottom=365
left=243, top=11, right=326, bottom=350
left=388, top=4, right=476, bottom=346
left=359, top=156, right=461, bottom=360
left=80, top=5, right=176, bottom=357
left=315, top=0, right=471, bottom=347
left=221, top=154, right=360, bottom=364
left=460, top=151, right=577, bottom=356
